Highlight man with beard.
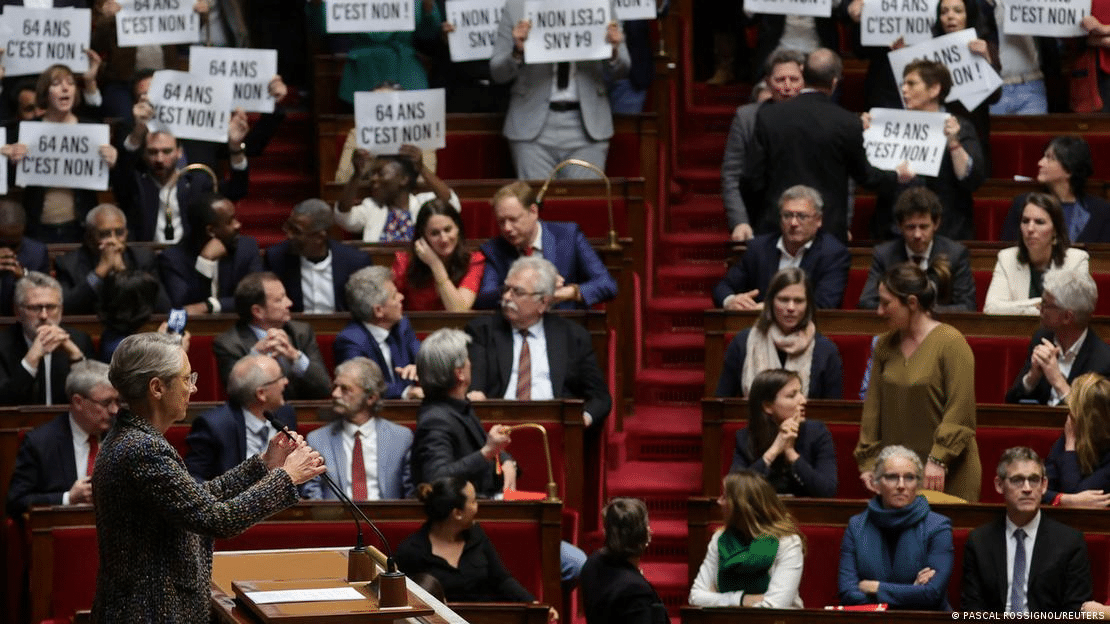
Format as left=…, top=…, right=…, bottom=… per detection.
left=264, top=199, right=371, bottom=313
left=113, top=99, right=250, bottom=243
left=158, top=193, right=262, bottom=314
left=302, top=357, right=414, bottom=500
left=335, top=144, right=459, bottom=242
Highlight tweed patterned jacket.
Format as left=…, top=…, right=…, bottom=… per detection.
left=91, top=410, right=299, bottom=623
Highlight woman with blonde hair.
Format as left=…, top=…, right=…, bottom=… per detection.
left=689, top=471, right=804, bottom=608
left=1044, top=373, right=1110, bottom=507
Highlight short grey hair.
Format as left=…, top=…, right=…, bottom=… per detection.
left=109, top=333, right=185, bottom=403
left=871, top=445, right=924, bottom=484
left=292, top=198, right=333, bottom=232
left=15, top=271, right=61, bottom=308
left=1042, top=267, right=1097, bottom=322
left=65, top=360, right=112, bottom=398
left=336, top=357, right=387, bottom=410
left=85, top=203, right=127, bottom=228
left=507, top=256, right=557, bottom=298
left=778, top=185, right=823, bottom=215
left=417, top=328, right=470, bottom=397
left=346, top=265, right=394, bottom=322
left=227, top=354, right=277, bottom=407
left=996, top=446, right=1044, bottom=479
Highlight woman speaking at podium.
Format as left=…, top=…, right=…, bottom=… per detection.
left=90, top=333, right=326, bottom=622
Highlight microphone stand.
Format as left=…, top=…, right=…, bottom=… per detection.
left=505, top=423, right=560, bottom=501
left=263, top=413, right=408, bottom=607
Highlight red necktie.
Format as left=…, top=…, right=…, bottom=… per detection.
left=351, top=431, right=367, bottom=500
left=522, top=247, right=533, bottom=256
left=516, top=330, right=531, bottom=400
left=87, top=435, right=98, bottom=476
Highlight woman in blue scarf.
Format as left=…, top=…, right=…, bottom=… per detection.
left=838, top=445, right=954, bottom=609
left=689, top=471, right=805, bottom=608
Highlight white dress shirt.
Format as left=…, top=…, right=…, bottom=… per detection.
left=61, top=414, right=98, bottom=505
left=776, top=236, right=814, bottom=272
left=243, top=408, right=275, bottom=458
left=299, top=252, right=335, bottom=313
left=503, top=319, right=553, bottom=400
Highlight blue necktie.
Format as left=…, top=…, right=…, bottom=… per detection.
left=1010, top=528, right=1027, bottom=612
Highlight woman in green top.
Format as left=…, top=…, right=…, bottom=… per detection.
left=688, top=471, right=805, bottom=608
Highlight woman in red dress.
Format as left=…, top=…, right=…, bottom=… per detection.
left=391, top=199, right=485, bottom=311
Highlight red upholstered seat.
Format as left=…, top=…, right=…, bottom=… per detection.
left=797, top=524, right=845, bottom=607
left=48, top=526, right=99, bottom=621
left=185, top=335, right=220, bottom=402
left=826, top=334, right=875, bottom=400
left=965, top=337, right=1029, bottom=404
left=843, top=268, right=868, bottom=311
left=974, top=197, right=1014, bottom=242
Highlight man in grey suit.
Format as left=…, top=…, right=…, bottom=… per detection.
left=213, top=272, right=331, bottom=400
left=490, top=0, right=630, bottom=180
left=858, top=187, right=976, bottom=311
left=302, top=357, right=414, bottom=500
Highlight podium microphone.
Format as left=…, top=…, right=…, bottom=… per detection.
left=264, top=412, right=407, bottom=607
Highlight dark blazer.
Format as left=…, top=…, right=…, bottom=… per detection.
left=0, top=236, right=49, bottom=315
left=411, top=397, right=507, bottom=498
left=183, top=402, right=297, bottom=482
left=333, top=318, right=421, bottom=399
left=1043, top=438, right=1110, bottom=504
left=263, top=239, right=371, bottom=313
left=716, top=327, right=843, bottom=399
left=857, top=236, right=976, bottom=311
left=394, top=522, right=535, bottom=602
left=711, top=231, right=851, bottom=309
left=302, top=417, right=414, bottom=500
left=962, top=513, right=1091, bottom=612
left=0, top=323, right=95, bottom=406
left=747, top=91, right=890, bottom=242
left=6, top=413, right=79, bottom=516
left=212, top=321, right=332, bottom=400
left=1005, top=328, right=1110, bottom=404
left=465, top=312, right=612, bottom=428
left=54, top=245, right=171, bottom=315
left=580, top=550, right=669, bottom=624
left=731, top=419, right=838, bottom=497
left=158, top=236, right=263, bottom=310
left=1000, top=193, right=1110, bottom=244
left=476, top=220, right=617, bottom=309
left=112, top=147, right=249, bottom=242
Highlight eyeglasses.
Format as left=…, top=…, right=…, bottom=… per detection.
left=182, top=372, right=199, bottom=393
left=95, top=227, right=127, bottom=240
left=501, top=285, right=542, bottom=298
left=21, top=303, right=59, bottom=314
left=879, top=473, right=919, bottom=485
left=1005, top=475, right=1044, bottom=487
left=781, top=211, right=816, bottom=223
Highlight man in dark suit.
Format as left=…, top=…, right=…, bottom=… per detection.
left=712, top=185, right=850, bottom=310
left=0, top=198, right=49, bottom=315
left=747, top=48, right=889, bottom=242
left=158, top=193, right=262, bottom=314
left=858, top=187, right=976, bottom=311
left=213, top=272, right=331, bottom=400
left=476, top=181, right=617, bottom=310
left=53, top=204, right=171, bottom=315
left=468, top=257, right=611, bottom=429
left=184, top=354, right=297, bottom=482
left=1006, top=267, right=1110, bottom=405
left=334, top=266, right=422, bottom=400
left=7, top=360, right=119, bottom=515
left=0, top=272, right=95, bottom=406
left=962, top=447, right=1091, bottom=613
left=114, top=102, right=249, bottom=243
left=264, top=199, right=371, bottom=313
left=303, top=357, right=414, bottom=500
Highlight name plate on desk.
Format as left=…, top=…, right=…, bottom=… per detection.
left=233, top=578, right=434, bottom=622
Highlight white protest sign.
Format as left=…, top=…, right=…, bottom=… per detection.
left=523, top=0, right=613, bottom=63
left=445, top=0, right=504, bottom=62
left=114, top=0, right=199, bottom=46
left=613, top=0, right=656, bottom=20
left=15, top=122, right=111, bottom=191
left=863, top=108, right=948, bottom=177
left=860, top=0, right=938, bottom=47
left=0, top=129, right=6, bottom=197
left=1002, top=0, right=1089, bottom=37
left=325, top=0, right=416, bottom=34
left=189, top=47, right=277, bottom=113
left=744, top=0, right=832, bottom=18
left=888, top=29, right=1002, bottom=110
left=0, top=7, right=91, bottom=77
left=354, top=89, right=446, bottom=152
left=147, top=70, right=233, bottom=143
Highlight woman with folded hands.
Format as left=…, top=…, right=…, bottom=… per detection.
left=1044, top=372, right=1110, bottom=507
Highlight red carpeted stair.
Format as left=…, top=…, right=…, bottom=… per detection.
left=236, top=111, right=316, bottom=247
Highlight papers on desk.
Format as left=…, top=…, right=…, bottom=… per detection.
left=244, top=586, right=366, bottom=604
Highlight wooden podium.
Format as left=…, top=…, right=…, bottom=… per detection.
left=210, top=547, right=453, bottom=624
